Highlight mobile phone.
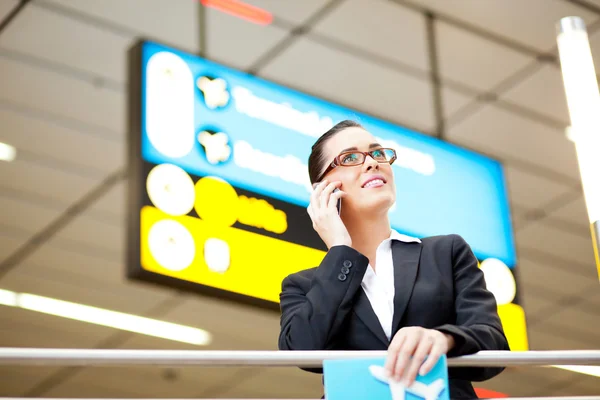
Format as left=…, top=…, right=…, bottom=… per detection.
left=313, top=183, right=342, bottom=215
left=333, top=188, right=342, bottom=215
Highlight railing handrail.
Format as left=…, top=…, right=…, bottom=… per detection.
left=0, top=348, right=598, bottom=367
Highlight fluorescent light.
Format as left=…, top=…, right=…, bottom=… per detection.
left=552, top=365, right=600, bottom=378
left=0, top=142, right=16, bottom=162
left=557, top=17, right=600, bottom=224
left=0, top=289, right=211, bottom=346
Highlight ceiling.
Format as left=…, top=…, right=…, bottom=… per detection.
left=0, top=0, right=599, bottom=397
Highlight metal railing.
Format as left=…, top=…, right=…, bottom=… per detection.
left=0, top=348, right=598, bottom=400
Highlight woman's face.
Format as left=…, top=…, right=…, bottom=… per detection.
left=321, top=127, right=396, bottom=215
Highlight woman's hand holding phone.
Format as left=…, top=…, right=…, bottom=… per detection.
left=307, top=180, right=352, bottom=249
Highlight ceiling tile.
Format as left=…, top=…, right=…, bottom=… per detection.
left=0, top=194, right=62, bottom=235
left=0, top=56, right=125, bottom=135
left=260, top=37, right=435, bottom=133
left=215, top=367, right=323, bottom=399
left=245, top=0, right=329, bottom=25
left=412, top=0, right=598, bottom=52
left=86, top=179, right=126, bottom=221
left=205, top=7, right=289, bottom=70
left=0, top=4, right=133, bottom=84
left=0, top=229, right=31, bottom=264
left=53, top=214, right=124, bottom=256
left=0, top=365, right=60, bottom=397
left=310, top=0, right=429, bottom=72
left=0, top=306, right=115, bottom=348
left=518, top=258, right=598, bottom=298
left=0, top=108, right=123, bottom=174
left=0, top=157, right=101, bottom=206
left=549, top=194, right=591, bottom=226
left=516, top=220, right=597, bottom=266
left=441, top=86, right=473, bottom=119
left=534, top=307, right=600, bottom=340
left=0, top=0, right=17, bottom=20
left=436, top=20, right=533, bottom=92
left=40, top=0, right=200, bottom=53
left=528, top=325, right=597, bottom=350
left=519, top=288, right=554, bottom=317
left=504, top=164, right=572, bottom=210
left=447, top=104, right=580, bottom=180
left=501, top=64, right=571, bottom=125
left=2, top=257, right=176, bottom=316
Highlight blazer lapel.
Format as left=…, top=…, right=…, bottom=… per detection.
left=391, top=240, right=422, bottom=335
left=353, top=287, right=389, bottom=347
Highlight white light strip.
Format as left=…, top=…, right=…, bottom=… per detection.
left=552, top=364, right=600, bottom=378
left=0, top=289, right=211, bottom=346
left=0, top=142, right=16, bottom=162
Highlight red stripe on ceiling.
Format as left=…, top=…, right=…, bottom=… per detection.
left=200, top=0, right=273, bottom=26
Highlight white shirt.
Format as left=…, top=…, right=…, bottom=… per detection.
left=360, top=229, right=422, bottom=341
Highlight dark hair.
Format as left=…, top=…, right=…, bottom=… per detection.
left=308, top=119, right=363, bottom=184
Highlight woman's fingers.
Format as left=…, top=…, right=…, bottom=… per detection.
left=319, top=181, right=339, bottom=209
left=403, top=335, right=434, bottom=386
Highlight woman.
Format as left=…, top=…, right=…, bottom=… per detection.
left=278, top=120, right=509, bottom=399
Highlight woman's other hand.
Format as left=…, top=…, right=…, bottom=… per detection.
left=307, top=180, right=351, bottom=249
left=384, top=327, right=455, bottom=386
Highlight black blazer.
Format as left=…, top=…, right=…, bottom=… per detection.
left=278, top=234, right=510, bottom=400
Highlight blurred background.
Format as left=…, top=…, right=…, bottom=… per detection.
left=0, top=0, right=599, bottom=398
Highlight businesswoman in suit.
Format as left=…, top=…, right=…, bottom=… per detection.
left=278, top=120, right=510, bottom=399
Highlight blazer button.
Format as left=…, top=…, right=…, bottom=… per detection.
left=341, top=266, right=350, bottom=274
left=343, top=260, right=352, bottom=268
left=337, top=273, right=347, bottom=281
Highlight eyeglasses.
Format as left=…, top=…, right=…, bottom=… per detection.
left=316, top=148, right=397, bottom=183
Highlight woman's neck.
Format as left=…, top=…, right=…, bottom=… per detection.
left=344, top=213, right=391, bottom=270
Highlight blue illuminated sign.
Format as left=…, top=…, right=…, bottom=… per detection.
left=140, top=41, right=516, bottom=268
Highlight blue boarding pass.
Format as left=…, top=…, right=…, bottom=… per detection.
left=323, top=355, right=449, bottom=400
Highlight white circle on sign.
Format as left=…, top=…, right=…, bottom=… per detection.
left=480, top=258, right=516, bottom=305
left=148, top=219, right=195, bottom=272
left=147, top=164, right=195, bottom=216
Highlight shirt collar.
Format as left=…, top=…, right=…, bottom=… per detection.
left=389, top=229, right=422, bottom=244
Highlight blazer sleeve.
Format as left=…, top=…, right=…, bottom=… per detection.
left=278, top=245, right=369, bottom=354
left=434, top=234, right=510, bottom=381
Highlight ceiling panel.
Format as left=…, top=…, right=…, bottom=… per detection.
left=0, top=157, right=101, bottom=206
left=0, top=56, right=125, bottom=135
left=528, top=324, right=597, bottom=350
left=536, top=305, right=600, bottom=338
left=503, top=164, right=572, bottom=210
left=310, top=0, right=429, bottom=71
left=501, top=64, right=571, bottom=125
left=411, top=0, right=598, bottom=52
left=517, top=257, right=598, bottom=298
left=447, top=104, right=580, bottom=180
left=1, top=257, right=176, bottom=316
left=0, top=307, right=115, bottom=348
left=163, top=294, right=281, bottom=350
left=53, top=213, right=124, bottom=257
left=474, top=368, right=555, bottom=398
left=40, top=0, right=201, bottom=53
left=205, top=7, right=289, bottom=70
left=260, top=37, right=435, bottom=133
left=0, top=230, right=31, bottom=263
left=519, top=288, right=554, bottom=317
left=0, top=108, right=123, bottom=174
left=0, top=0, right=17, bottom=20
left=436, top=20, right=533, bottom=92
left=0, top=4, right=133, bottom=84
left=245, top=0, right=329, bottom=25
left=0, top=365, right=60, bottom=397
left=516, top=220, right=596, bottom=266
left=214, top=367, right=323, bottom=399
left=86, top=179, right=126, bottom=221
left=548, top=194, right=590, bottom=226
left=0, top=194, right=62, bottom=235
left=441, top=86, right=473, bottom=119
